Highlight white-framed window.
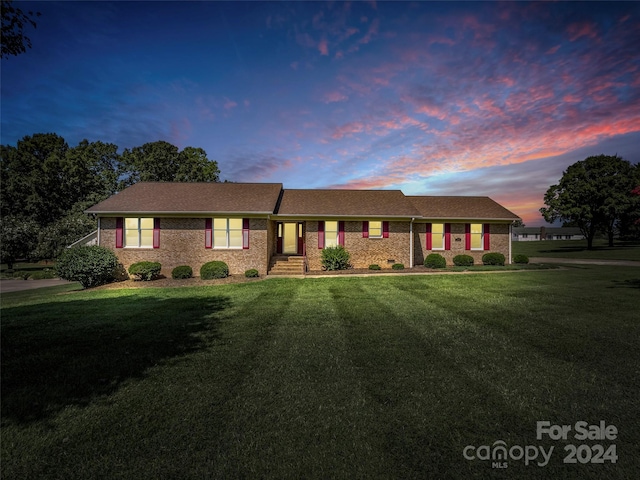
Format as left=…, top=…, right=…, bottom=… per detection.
left=213, top=218, right=243, bottom=248
left=369, top=220, right=382, bottom=238
left=325, top=220, right=339, bottom=248
left=432, top=223, right=444, bottom=250
left=470, top=223, right=483, bottom=250
left=125, top=217, right=153, bottom=248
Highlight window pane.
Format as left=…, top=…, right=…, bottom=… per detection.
left=125, top=230, right=138, bottom=247
left=369, top=221, right=382, bottom=237
left=432, top=223, right=444, bottom=249
left=325, top=221, right=338, bottom=247
left=140, top=229, right=153, bottom=247
left=471, top=223, right=483, bottom=234
left=213, top=218, right=227, bottom=230
left=213, top=230, right=227, bottom=247
left=140, top=218, right=154, bottom=229
left=228, top=218, right=242, bottom=230
left=125, top=218, right=138, bottom=229
left=229, top=230, right=242, bottom=247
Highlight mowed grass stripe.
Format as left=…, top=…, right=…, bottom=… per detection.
left=210, top=280, right=387, bottom=479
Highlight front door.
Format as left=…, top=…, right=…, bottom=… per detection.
left=283, top=222, right=298, bottom=254
left=277, top=222, right=304, bottom=254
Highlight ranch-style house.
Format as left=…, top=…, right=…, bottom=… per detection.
left=86, top=182, right=521, bottom=275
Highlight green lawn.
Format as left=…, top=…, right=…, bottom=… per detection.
left=513, top=239, right=640, bottom=261
left=2, top=267, right=639, bottom=479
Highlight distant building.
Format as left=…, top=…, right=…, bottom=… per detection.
left=512, top=226, right=585, bottom=242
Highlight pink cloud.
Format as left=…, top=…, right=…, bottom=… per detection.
left=358, top=18, right=379, bottom=45
left=546, top=44, right=561, bottom=55
left=318, top=37, right=329, bottom=56
left=323, top=91, right=348, bottom=103
left=567, top=21, right=599, bottom=42
left=223, top=98, right=238, bottom=110
left=331, top=121, right=365, bottom=139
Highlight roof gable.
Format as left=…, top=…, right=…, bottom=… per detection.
left=86, top=182, right=283, bottom=214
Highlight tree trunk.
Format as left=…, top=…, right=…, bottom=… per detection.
left=608, top=230, right=614, bottom=247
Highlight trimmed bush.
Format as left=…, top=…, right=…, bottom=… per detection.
left=453, top=254, right=474, bottom=267
left=368, top=264, right=381, bottom=270
left=321, top=246, right=351, bottom=271
left=128, top=261, right=162, bottom=281
left=513, top=254, right=529, bottom=264
left=482, top=252, right=506, bottom=266
left=171, top=265, right=193, bottom=279
left=424, top=253, right=446, bottom=269
left=392, top=263, right=405, bottom=270
left=200, top=261, right=229, bottom=279
left=245, top=269, right=259, bottom=278
left=18, top=271, right=31, bottom=280
left=56, top=245, right=119, bottom=289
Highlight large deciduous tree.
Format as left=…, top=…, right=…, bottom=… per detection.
left=540, top=155, right=640, bottom=249
left=0, top=134, right=119, bottom=227
left=0, top=215, right=38, bottom=269
left=118, top=141, right=220, bottom=188
left=1, top=0, right=40, bottom=58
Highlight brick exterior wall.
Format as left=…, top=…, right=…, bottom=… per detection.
left=100, top=217, right=512, bottom=275
left=413, top=222, right=511, bottom=266
left=303, top=220, right=412, bottom=270
left=100, top=217, right=270, bottom=276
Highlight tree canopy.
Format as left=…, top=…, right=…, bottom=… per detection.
left=1, top=133, right=220, bottom=263
left=118, top=141, right=219, bottom=188
left=540, top=155, right=640, bottom=249
left=1, top=0, right=40, bottom=58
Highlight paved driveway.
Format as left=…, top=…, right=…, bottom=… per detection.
left=0, top=278, right=74, bottom=293
left=529, top=257, right=640, bottom=267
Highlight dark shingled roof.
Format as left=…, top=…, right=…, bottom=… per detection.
left=86, top=182, right=283, bottom=214
left=409, top=196, right=520, bottom=220
left=276, top=189, right=422, bottom=217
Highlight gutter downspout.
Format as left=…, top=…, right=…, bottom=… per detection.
left=509, top=222, right=512, bottom=264
left=410, top=218, right=414, bottom=268
left=97, top=217, right=101, bottom=246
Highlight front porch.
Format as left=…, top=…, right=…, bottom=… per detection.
left=268, top=255, right=306, bottom=275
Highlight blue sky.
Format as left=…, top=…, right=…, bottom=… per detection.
left=2, top=1, right=639, bottom=225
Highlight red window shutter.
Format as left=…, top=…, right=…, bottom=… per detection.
left=205, top=218, right=212, bottom=249
left=115, top=217, right=123, bottom=248
left=382, top=221, right=389, bottom=238
left=153, top=218, right=161, bottom=249
left=362, top=221, right=369, bottom=238
left=338, top=221, right=345, bottom=246
left=318, top=221, right=325, bottom=249
left=465, top=224, right=471, bottom=250
left=484, top=223, right=490, bottom=250
left=426, top=223, right=432, bottom=250
left=444, top=223, right=451, bottom=250
left=243, top=218, right=250, bottom=249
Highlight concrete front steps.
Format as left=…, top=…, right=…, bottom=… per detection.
left=268, top=255, right=305, bottom=275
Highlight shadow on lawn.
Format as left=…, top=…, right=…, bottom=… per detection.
left=609, top=278, right=640, bottom=289
left=1, top=294, right=231, bottom=425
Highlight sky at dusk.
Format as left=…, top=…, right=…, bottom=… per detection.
left=2, top=1, right=639, bottom=225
